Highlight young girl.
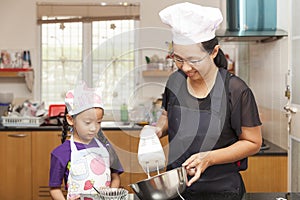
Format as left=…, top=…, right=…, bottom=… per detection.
left=49, top=82, right=124, bottom=200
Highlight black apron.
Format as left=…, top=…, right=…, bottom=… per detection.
left=166, top=69, right=245, bottom=199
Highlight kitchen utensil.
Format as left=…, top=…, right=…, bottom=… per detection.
left=137, top=125, right=166, bottom=177
left=98, top=188, right=128, bottom=200
left=92, top=185, right=101, bottom=194
left=130, top=166, right=187, bottom=200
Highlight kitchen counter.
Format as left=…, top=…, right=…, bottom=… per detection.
left=256, top=139, right=287, bottom=156
left=0, top=122, right=143, bottom=131
left=0, top=125, right=63, bottom=131
left=0, top=124, right=287, bottom=156
left=128, top=193, right=300, bottom=200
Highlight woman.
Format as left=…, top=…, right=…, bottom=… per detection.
left=153, top=3, right=262, bottom=200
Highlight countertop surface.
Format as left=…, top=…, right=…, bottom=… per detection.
left=128, top=193, right=299, bottom=200
left=256, top=139, right=287, bottom=156
left=0, top=122, right=143, bottom=131
left=0, top=124, right=287, bottom=156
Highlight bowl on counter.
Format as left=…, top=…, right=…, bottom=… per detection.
left=130, top=166, right=187, bottom=200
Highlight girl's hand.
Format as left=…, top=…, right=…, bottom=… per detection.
left=182, top=151, right=212, bottom=187
left=67, top=194, right=80, bottom=200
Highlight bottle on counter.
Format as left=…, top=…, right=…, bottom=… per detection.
left=120, top=102, right=129, bottom=122
left=151, top=101, right=157, bottom=124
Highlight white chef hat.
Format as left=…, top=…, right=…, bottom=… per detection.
left=159, top=2, right=223, bottom=45
left=65, top=81, right=104, bottom=115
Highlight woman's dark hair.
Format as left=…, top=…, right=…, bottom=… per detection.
left=61, top=107, right=69, bottom=143
left=202, top=37, right=227, bottom=69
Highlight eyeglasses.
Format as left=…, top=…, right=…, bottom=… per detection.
left=172, top=54, right=208, bottom=68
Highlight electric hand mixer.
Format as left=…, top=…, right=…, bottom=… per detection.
left=137, top=125, right=166, bottom=178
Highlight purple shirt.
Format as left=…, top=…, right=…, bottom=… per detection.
left=49, top=138, right=124, bottom=188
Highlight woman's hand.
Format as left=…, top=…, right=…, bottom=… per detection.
left=182, top=151, right=212, bottom=187
left=155, top=126, right=163, bottom=138
left=154, top=109, right=168, bottom=138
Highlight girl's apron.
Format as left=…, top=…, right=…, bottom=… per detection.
left=67, top=135, right=111, bottom=199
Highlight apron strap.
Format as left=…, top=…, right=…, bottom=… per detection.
left=200, top=69, right=228, bottom=151
left=69, top=135, right=78, bottom=152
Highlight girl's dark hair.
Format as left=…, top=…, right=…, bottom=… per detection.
left=61, top=107, right=69, bottom=143
left=60, top=107, right=104, bottom=143
left=202, top=37, right=227, bottom=69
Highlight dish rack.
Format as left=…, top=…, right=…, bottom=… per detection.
left=1, top=116, right=44, bottom=127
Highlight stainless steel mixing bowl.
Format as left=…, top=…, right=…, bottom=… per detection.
left=130, top=166, right=187, bottom=200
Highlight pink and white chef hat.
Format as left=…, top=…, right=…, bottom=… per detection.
left=159, top=2, right=223, bottom=45
left=65, top=81, right=104, bottom=115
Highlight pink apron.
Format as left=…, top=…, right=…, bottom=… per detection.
left=67, top=135, right=111, bottom=199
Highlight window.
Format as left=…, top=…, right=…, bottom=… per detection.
left=41, top=22, right=83, bottom=105
left=38, top=3, right=140, bottom=110
left=92, top=20, right=136, bottom=110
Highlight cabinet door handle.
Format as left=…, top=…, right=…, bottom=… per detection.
left=8, top=134, right=28, bottom=138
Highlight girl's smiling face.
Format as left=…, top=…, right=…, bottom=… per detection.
left=67, top=108, right=104, bottom=144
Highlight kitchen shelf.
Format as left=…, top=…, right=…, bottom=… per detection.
left=142, top=70, right=172, bottom=77
left=0, top=68, right=33, bottom=78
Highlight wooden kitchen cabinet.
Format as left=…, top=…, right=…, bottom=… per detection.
left=240, top=155, right=288, bottom=192
left=32, top=131, right=64, bottom=200
left=0, top=131, right=32, bottom=200
left=0, top=130, right=63, bottom=200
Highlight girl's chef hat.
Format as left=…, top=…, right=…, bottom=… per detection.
left=159, top=2, right=223, bottom=45
left=65, top=81, right=104, bottom=115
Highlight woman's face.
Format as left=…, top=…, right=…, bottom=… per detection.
left=70, top=108, right=104, bottom=144
left=173, top=43, right=216, bottom=80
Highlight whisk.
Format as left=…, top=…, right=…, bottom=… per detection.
left=98, top=188, right=128, bottom=200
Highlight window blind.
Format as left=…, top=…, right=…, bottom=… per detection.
left=37, top=2, right=140, bottom=24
